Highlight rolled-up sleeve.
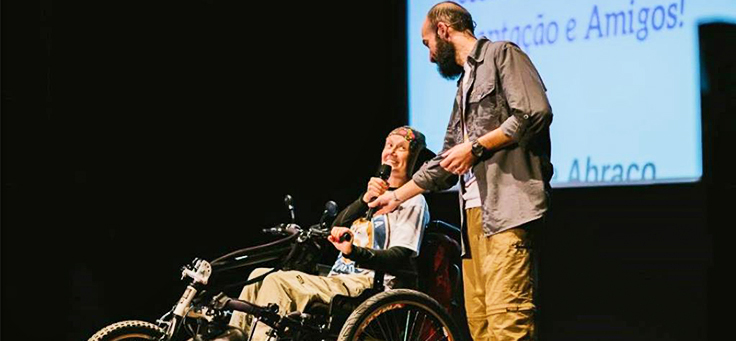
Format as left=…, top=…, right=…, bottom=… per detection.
left=412, top=154, right=458, bottom=192
left=412, top=108, right=460, bottom=192
left=497, top=42, right=552, bottom=146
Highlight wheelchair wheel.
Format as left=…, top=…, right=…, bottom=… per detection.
left=88, top=320, right=165, bottom=341
left=338, top=289, right=464, bottom=341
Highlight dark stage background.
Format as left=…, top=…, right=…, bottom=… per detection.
left=2, top=1, right=730, bottom=341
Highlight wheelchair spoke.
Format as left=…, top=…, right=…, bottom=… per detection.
left=406, top=309, right=419, bottom=341
left=350, top=294, right=458, bottom=341
left=421, top=318, right=448, bottom=341
left=390, top=307, right=403, bottom=341
left=406, top=308, right=419, bottom=341
left=374, top=310, right=392, bottom=341
left=403, top=309, right=412, bottom=341
left=414, top=310, right=428, bottom=341
left=375, top=308, right=402, bottom=341
left=363, top=325, right=381, bottom=341
left=421, top=325, right=439, bottom=341
left=371, top=325, right=386, bottom=340
left=424, top=323, right=437, bottom=341
left=385, top=309, right=399, bottom=341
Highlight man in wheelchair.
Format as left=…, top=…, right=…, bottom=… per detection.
left=224, top=126, right=431, bottom=341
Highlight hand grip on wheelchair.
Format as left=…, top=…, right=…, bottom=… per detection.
left=215, top=293, right=277, bottom=317
left=308, top=225, right=351, bottom=243
left=224, top=298, right=265, bottom=316
left=262, top=223, right=300, bottom=236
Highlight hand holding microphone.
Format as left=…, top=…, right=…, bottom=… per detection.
left=331, top=164, right=392, bottom=249
left=362, top=177, right=390, bottom=204
left=365, top=164, right=392, bottom=220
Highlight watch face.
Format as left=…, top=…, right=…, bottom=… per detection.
left=472, top=142, right=484, bottom=157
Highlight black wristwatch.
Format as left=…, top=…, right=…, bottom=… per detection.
left=471, top=140, right=485, bottom=158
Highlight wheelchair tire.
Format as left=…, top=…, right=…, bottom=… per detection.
left=338, top=289, right=464, bottom=341
left=88, top=320, right=165, bottom=341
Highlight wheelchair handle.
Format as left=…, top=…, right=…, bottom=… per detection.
left=307, top=226, right=351, bottom=243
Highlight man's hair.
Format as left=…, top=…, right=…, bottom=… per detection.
left=427, top=1, right=475, bottom=35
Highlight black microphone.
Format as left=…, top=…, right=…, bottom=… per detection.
left=338, top=165, right=391, bottom=244
left=365, top=164, right=392, bottom=220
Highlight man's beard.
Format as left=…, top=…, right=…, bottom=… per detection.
left=435, top=36, right=463, bottom=80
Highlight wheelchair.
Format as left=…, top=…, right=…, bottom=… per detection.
left=87, top=198, right=469, bottom=341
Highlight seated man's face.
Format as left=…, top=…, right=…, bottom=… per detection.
left=381, top=135, right=411, bottom=180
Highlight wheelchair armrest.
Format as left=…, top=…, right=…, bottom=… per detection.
left=426, top=220, right=461, bottom=242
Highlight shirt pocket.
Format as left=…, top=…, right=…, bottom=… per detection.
left=467, top=81, right=501, bottom=134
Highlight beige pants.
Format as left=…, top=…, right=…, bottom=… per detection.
left=462, top=207, right=538, bottom=341
left=229, top=268, right=373, bottom=341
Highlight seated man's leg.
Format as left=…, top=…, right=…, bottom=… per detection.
left=230, top=268, right=273, bottom=333
left=242, top=270, right=373, bottom=341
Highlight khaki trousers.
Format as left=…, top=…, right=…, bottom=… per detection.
left=462, top=207, right=539, bottom=341
left=229, top=268, right=373, bottom=341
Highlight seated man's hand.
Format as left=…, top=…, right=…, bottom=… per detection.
left=363, top=177, right=389, bottom=203
left=328, top=227, right=354, bottom=255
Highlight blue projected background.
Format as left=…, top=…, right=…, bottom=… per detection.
left=408, top=0, right=736, bottom=187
